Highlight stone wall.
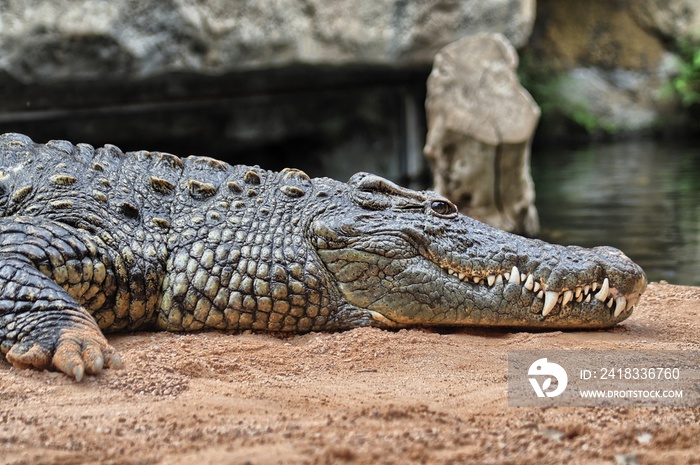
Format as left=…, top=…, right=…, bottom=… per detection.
left=0, top=0, right=536, bottom=83
left=522, top=0, right=700, bottom=138
left=0, top=0, right=536, bottom=183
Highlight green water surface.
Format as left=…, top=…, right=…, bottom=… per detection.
left=532, top=139, right=700, bottom=286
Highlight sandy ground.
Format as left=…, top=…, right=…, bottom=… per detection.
left=1, top=282, right=699, bottom=465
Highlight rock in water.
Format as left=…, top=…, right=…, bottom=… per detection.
left=424, top=33, right=540, bottom=236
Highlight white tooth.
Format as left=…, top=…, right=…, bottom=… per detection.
left=585, top=294, right=591, bottom=303
left=504, top=272, right=510, bottom=281
left=595, top=278, right=610, bottom=302
left=537, top=290, right=544, bottom=299
left=533, top=281, right=541, bottom=293
left=473, top=276, right=482, bottom=284
left=495, top=274, right=503, bottom=284
left=458, top=272, right=466, bottom=281
left=626, top=297, right=636, bottom=311
left=521, top=273, right=527, bottom=282
left=584, top=285, right=590, bottom=295
left=509, top=266, right=520, bottom=284
left=562, top=290, right=573, bottom=307
left=448, top=269, right=455, bottom=275
left=614, top=297, right=627, bottom=317
left=576, top=293, right=584, bottom=303
left=487, top=275, right=496, bottom=286
left=542, top=291, right=559, bottom=316
left=606, top=298, right=614, bottom=309
left=524, top=274, right=534, bottom=291
left=574, top=287, right=582, bottom=298
left=592, top=282, right=599, bottom=292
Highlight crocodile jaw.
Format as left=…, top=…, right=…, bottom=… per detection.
left=434, top=253, right=647, bottom=328
left=313, top=222, right=647, bottom=330
left=426, top=241, right=648, bottom=326
left=319, top=246, right=646, bottom=329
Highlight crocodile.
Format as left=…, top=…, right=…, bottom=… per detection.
left=0, top=133, right=646, bottom=381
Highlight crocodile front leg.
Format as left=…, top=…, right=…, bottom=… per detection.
left=0, top=218, right=123, bottom=380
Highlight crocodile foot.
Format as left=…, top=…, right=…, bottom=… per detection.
left=6, top=326, right=123, bottom=381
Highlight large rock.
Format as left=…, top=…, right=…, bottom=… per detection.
left=631, top=0, right=700, bottom=42
left=524, top=0, right=692, bottom=137
left=424, top=33, right=540, bottom=236
left=0, top=0, right=536, bottom=83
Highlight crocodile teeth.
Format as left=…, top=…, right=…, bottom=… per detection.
left=508, top=266, right=520, bottom=284
left=614, top=296, right=627, bottom=317
left=443, top=264, right=628, bottom=317
left=542, top=291, right=559, bottom=316
left=562, top=290, right=573, bottom=307
left=595, top=278, right=610, bottom=302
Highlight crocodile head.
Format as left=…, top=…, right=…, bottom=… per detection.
left=311, top=173, right=647, bottom=329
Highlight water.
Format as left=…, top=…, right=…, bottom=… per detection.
left=531, top=139, right=700, bottom=286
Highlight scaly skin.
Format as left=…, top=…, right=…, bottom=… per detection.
left=0, top=133, right=646, bottom=380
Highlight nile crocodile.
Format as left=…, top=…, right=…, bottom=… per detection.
left=0, top=133, right=646, bottom=381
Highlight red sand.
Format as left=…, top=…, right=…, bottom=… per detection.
left=1, top=282, right=699, bottom=464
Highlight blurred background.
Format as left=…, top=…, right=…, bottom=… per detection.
left=0, top=0, right=698, bottom=284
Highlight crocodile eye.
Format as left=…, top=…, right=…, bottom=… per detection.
left=430, top=200, right=457, bottom=216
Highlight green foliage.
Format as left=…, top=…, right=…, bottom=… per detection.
left=669, top=40, right=700, bottom=107
left=569, top=106, right=617, bottom=134
left=516, top=53, right=561, bottom=115
left=517, top=52, right=618, bottom=135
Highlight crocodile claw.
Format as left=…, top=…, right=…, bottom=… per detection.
left=6, top=326, right=123, bottom=381
left=52, top=329, right=123, bottom=381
